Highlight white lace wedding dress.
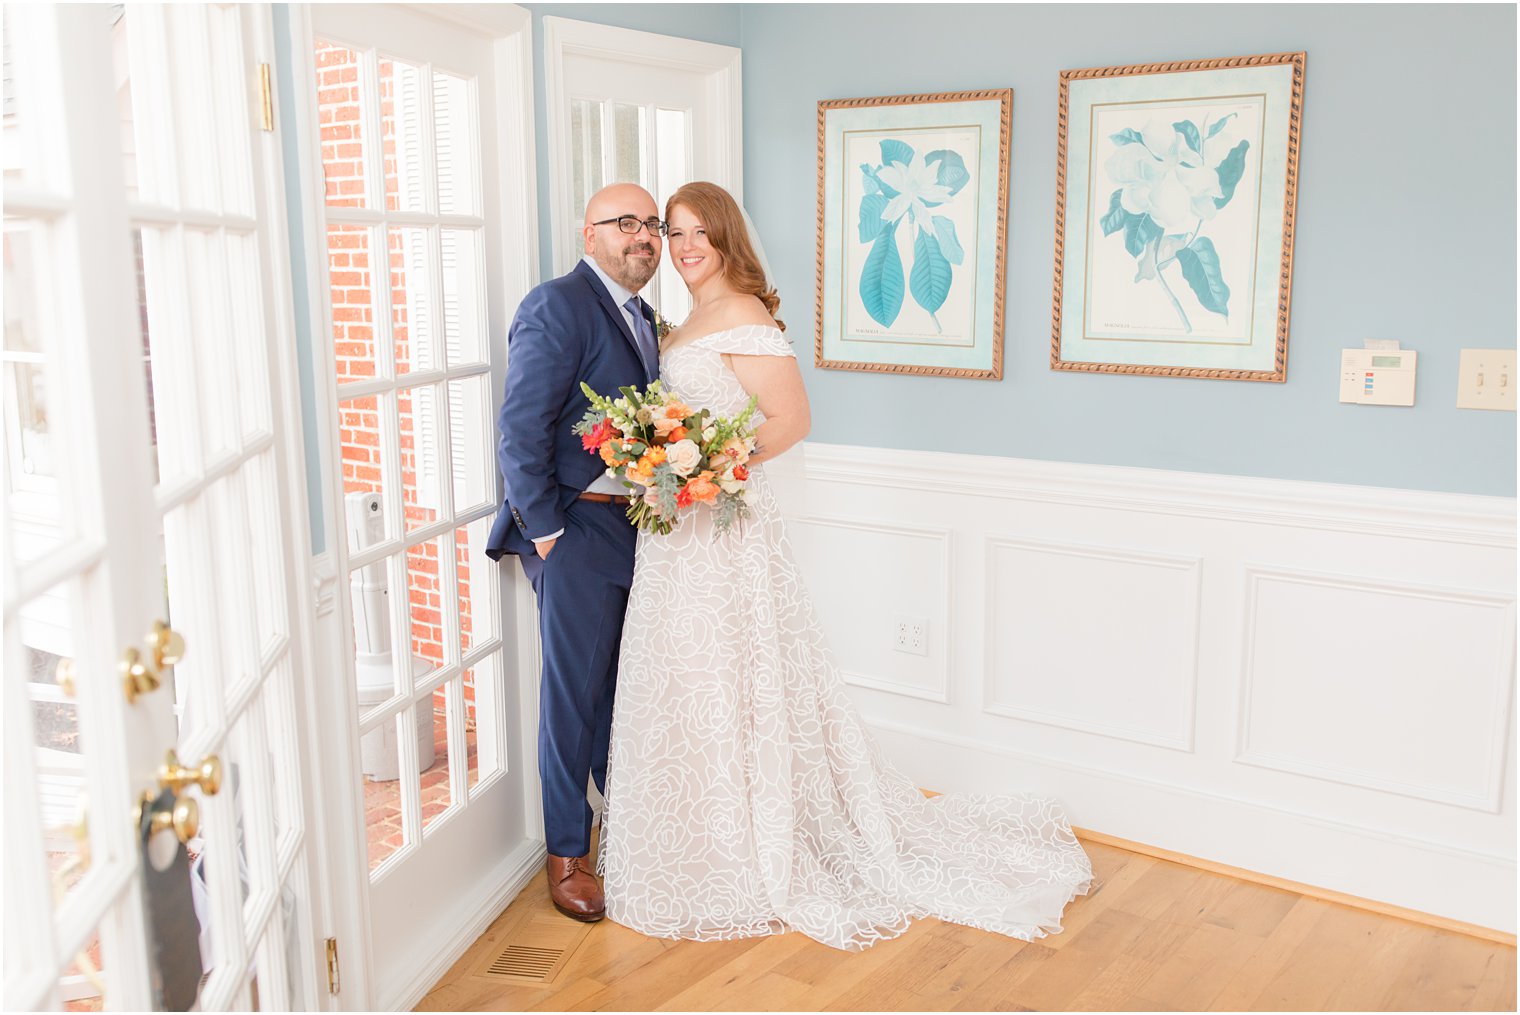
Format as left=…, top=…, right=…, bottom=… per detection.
left=599, top=324, right=1092, bottom=951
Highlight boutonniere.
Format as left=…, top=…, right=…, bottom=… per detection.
left=653, top=309, right=674, bottom=342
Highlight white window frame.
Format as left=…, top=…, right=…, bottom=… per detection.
left=542, top=17, right=742, bottom=276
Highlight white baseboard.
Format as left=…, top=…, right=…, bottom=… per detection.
left=381, top=837, right=547, bottom=1011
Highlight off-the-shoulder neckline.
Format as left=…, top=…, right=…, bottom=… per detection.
left=661, top=322, right=785, bottom=355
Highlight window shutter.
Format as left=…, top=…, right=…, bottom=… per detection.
left=397, top=62, right=423, bottom=211
left=442, top=230, right=464, bottom=487
left=434, top=70, right=454, bottom=213
left=2, top=10, right=18, bottom=120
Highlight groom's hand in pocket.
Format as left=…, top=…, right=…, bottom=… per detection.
left=535, top=537, right=558, bottom=560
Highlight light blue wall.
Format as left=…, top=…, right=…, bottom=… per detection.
left=737, top=3, right=1516, bottom=496
left=281, top=3, right=1516, bottom=510
left=273, top=3, right=326, bottom=553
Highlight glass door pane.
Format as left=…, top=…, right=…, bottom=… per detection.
left=567, top=99, right=694, bottom=323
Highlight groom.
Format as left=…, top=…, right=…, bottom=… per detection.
left=486, top=183, right=664, bottom=921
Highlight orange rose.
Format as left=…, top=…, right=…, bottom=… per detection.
left=600, top=442, right=628, bottom=466
left=682, top=472, right=720, bottom=504
left=667, top=425, right=689, bottom=443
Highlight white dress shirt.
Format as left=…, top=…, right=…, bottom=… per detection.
left=532, top=257, right=653, bottom=544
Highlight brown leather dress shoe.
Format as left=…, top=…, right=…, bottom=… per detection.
left=546, top=854, right=604, bottom=922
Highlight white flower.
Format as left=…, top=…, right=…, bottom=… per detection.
left=665, top=438, right=702, bottom=477
left=702, top=425, right=718, bottom=441
left=1105, top=116, right=1228, bottom=233
left=718, top=476, right=743, bottom=494
left=877, top=153, right=954, bottom=227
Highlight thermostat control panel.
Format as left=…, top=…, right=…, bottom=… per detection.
left=1340, top=349, right=1417, bottom=406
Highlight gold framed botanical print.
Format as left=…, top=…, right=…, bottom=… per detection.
left=1051, top=52, right=1306, bottom=381
left=816, top=89, right=1012, bottom=379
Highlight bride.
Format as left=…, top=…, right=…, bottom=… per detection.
left=599, top=181, right=1092, bottom=951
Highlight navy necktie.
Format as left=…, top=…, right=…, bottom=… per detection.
left=625, top=296, right=657, bottom=378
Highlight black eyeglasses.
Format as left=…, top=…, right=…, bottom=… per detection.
left=591, top=215, right=667, bottom=237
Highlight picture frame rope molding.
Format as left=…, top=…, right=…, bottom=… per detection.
left=1050, top=51, right=1306, bottom=382
left=815, top=88, right=1012, bottom=379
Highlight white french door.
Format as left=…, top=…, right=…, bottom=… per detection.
left=297, top=5, right=538, bottom=1007
left=4, top=4, right=323, bottom=1011
left=544, top=18, right=743, bottom=325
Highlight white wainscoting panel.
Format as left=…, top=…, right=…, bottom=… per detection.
left=1238, top=565, right=1516, bottom=812
left=787, top=516, right=951, bottom=702
left=984, top=537, right=1200, bottom=750
left=782, top=442, right=1517, bottom=933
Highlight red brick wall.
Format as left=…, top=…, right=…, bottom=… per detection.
left=318, top=42, right=476, bottom=722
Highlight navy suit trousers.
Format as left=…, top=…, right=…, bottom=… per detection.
left=520, top=497, right=637, bottom=858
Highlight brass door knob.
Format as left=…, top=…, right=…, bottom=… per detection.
left=71, top=795, right=90, bottom=867
left=147, top=620, right=185, bottom=671
left=148, top=795, right=199, bottom=844
left=50, top=796, right=92, bottom=899
left=159, top=750, right=222, bottom=796
left=120, top=647, right=160, bottom=704
left=55, top=658, right=76, bottom=698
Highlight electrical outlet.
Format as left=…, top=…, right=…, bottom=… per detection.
left=1457, top=348, right=1517, bottom=411
left=893, top=616, right=929, bottom=656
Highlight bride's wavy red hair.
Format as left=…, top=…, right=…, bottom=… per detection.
left=666, top=182, right=784, bottom=332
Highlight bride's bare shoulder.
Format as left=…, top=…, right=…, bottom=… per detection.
left=709, top=293, right=776, bottom=330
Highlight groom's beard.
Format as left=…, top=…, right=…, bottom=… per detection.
left=595, top=237, right=659, bottom=292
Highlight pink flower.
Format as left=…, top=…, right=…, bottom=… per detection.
left=581, top=418, right=616, bottom=452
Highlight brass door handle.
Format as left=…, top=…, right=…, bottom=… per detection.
left=56, top=658, right=76, bottom=698
left=120, top=621, right=185, bottom=704
left=147, top=620, right=185, bottom=671
left=50, top=796, right=91, bottom=899
left=159, top=750, right=222, bottom=796
left=140, top=792, right=199, bottom=844
left=120, top=647, right=160, bottom=704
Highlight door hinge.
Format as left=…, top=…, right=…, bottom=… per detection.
left=325, top=937, right=340, bottom=994
left=259, top=62, right=274, bottom=132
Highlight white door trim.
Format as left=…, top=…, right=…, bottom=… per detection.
left=282, top=5, right=539, bottom=1008
left=542, top=16, right=743, bottom=273
left=278, top=6, right=376, bottom=1008
left=244, top=5, right=338, bottom=1008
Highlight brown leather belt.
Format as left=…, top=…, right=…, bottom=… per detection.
left=577, top=491, right=624, bottom=504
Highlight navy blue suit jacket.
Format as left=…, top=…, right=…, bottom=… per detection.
left=487, top=260, right=657, bottom=561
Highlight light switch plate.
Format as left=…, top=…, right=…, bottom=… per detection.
left=1456, top=349, right=1517, bottom=411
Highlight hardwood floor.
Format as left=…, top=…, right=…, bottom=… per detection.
left=417, top=838, right=1517, bottom=1012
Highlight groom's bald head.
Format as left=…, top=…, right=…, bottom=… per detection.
left=583, top=183, right=661, bottom=293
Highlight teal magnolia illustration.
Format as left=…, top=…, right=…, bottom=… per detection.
left=857, top=139, right=969, bottom=331
left=1101, top=114, right=1250, bottom=333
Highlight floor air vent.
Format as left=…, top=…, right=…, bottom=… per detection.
left=487, top=944, right=562, bottom=980
left=472, top=913, right=591, bottom=985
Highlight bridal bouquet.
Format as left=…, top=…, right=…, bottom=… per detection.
left=574, top=381, right=759, bottom=535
